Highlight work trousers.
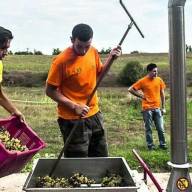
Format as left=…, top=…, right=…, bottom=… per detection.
left=58, top=112, right=108, bottom=157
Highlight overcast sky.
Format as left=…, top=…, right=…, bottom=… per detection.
left=0, top=0, right=191, bottom=55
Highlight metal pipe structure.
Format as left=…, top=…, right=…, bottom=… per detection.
left=132, top=149, right=163, bottom=192
left=167, top=0, right=192, bottom=191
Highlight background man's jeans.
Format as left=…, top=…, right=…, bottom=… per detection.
left=142, top=108, right=166, bottom=148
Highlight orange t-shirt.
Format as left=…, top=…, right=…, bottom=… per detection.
left=46, top=46, right=103, bottom=119
left=132, top=76, right=166, bottom=111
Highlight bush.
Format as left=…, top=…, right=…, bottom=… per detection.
left=2, top=71, right=47, bottom=87
left=99, top=47, right=112, bottom=54
left=52, top=48, right=61, bottom=55
left=118, top=61, right=144, bottom=86
left=130, top=50, right=139, bottom=54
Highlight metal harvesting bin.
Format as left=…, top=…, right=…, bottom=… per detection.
left=23, top=157, right=138, bottom=191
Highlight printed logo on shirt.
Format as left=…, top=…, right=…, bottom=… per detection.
left=91, top=63, right=95, bottom=69
left=66, top=67, right=82, bottom=77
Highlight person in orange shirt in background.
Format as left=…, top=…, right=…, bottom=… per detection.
left=46, top=23, right=121, bottom=157
left=128, top=63, right=167, bottom=150
left=0, top=26, right=25, bottom=121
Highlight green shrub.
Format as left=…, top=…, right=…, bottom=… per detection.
left=118, top=61, right=144, bottom=86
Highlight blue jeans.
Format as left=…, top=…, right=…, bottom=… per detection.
left=142, top=109, right=166, bottom=148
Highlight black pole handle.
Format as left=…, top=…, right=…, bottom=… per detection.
left=87, top=21, right=134, bottom=106
left=49, top=124, right=77, bottom=177
left=119, top=0, right=144, bottom=38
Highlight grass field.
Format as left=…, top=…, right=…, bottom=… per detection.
left=3, top=52, right=192, bottom=73
left=1, top=86, right=192, bottom=172
left=1, top=53, right=192, bottom=173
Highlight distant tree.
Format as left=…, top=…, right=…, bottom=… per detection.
left=8, top=50, right=13, bottom=55
left=99, top=47, right=111, bottom=54
left=99, top=48, right=104, bottom=54
left=118, top=61, right=144, bottom=86
left=186, top=44, right=189, bottom=52
left=34, top=49, right=43, bottom=55
left=186, top=44, right=192, bottom=52
left=189, top=45, right=192, bottom=52
left=14, top=51, right=33, bottom=55
left=14, top=48, right=43, bottom=55
left=52, top=48, right=61, bottom=55
left=130, top=50, right=139, bottom=54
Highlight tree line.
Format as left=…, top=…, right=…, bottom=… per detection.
left=186, top=44, right=192, bottom=52
left=8, top=48, right=60, bottom=56
left=7, top=44, right=192, bottom=56
left=8, top=47, right=113, bottom=56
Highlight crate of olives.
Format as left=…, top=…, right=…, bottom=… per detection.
left=0, top=115, right=46, bottom=177
left=23, top=157, right=138, bottom=191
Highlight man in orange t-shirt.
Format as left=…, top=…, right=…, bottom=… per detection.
left=46, top=23, right=121, bottom=157
left=128, top=63, right=167, bottom=150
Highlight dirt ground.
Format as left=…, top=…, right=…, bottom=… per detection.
left=0, top=172, right=171, bottom=192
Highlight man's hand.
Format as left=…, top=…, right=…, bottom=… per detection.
left=73, top=104, right=90, bottom=117
left=110, top=46, right=122, bottom=58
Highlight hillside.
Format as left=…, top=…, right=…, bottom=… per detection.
left=2, top=53, right=192, bottom=87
